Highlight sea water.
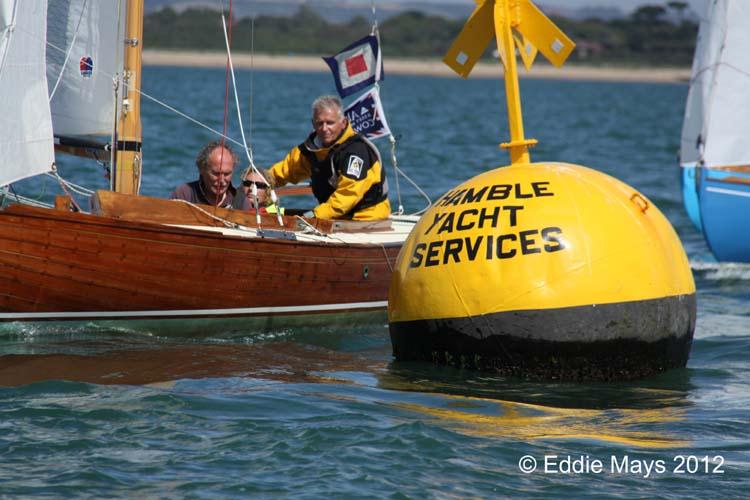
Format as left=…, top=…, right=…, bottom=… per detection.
left=2, top=67, right=749, bottom=497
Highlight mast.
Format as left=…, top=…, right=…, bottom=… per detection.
left=495, top=0, right=535, bottom=165
left=113, top=0, right=144, bottom=195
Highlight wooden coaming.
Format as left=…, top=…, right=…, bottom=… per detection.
left=92, top=190, right=394, bottom=233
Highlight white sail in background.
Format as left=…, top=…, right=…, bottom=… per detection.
left=46, top=0, right=123, bottom=137
left=0, top=0, right=55, bottom=187
left=680, top=0, right=750, bottom=169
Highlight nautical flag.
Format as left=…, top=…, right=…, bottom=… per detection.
left=323, top=35, right=383, bottom=98
left=345, top=88, right=391, bottom=140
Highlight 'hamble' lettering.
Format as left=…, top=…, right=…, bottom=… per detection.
left=437, top=181, right=555, bottom=206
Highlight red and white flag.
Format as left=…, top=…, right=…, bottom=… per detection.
left=323, top=35, right=383, bottom=98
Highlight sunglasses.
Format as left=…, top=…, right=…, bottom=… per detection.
left=242, top=180, right=269, bottom=189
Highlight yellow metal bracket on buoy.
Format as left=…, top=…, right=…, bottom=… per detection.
left=443, top=0, right=575, bottom=165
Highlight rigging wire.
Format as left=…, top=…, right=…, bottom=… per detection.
left=366, top=0, right=431, bottom=215
left=136, top=89, right=246, bottom=150
left=242, top=14, right=282, bottom=225
left=219, top=11, right=253, bottom=168
left=370, top=0, right=379, bottom=35
left=392, top=164, right=432, bottom=215
left=220, top=2, right=233, bottom=151
left=248, top=15, right=255, bottom=145
left=215, top=0, right=235, bottom=210
left=388, top=133, right=404, bottom=214
left=220, top=9, right=262, bottom=228
left=110, top=0, right=125, bottom=190
left=0, top=186, right=54, bottom=209
left=220, top=6, right=284, bottom=226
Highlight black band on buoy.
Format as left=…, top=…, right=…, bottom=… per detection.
left=390, top=294, right=696, bottom=381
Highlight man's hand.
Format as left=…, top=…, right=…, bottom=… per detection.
left=263, top=169, right=277, bottom=188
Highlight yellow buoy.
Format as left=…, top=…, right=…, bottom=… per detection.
left=388, top=162, right=696, bottom=380
left=387, top=0, right=695, bottom=380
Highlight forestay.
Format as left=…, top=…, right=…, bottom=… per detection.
left=680, top=0, right=750, bottom=169
left=0, top=0, right=55, bottom=187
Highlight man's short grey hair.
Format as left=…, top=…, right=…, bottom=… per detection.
left=311, top=95, right=344, bottom=119
left=195, top=140, right=238, bottom=172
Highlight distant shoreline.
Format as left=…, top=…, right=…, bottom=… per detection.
left=142, top=50, right=691, bottom=84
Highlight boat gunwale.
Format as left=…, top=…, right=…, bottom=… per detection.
left=0, top=203, right=412, bottom=249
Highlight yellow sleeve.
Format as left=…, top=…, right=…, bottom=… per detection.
left=314, top=160, right=383, bottom=219
left=268, top=147, right=312, bottom=187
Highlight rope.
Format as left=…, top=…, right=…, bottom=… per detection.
left=172, top=198, right=249, bottom=230
left=394, top=164, right=433, bottom=215
left=51, top=165, right=84, bottom=212
left=294, top=216, right=326, bottom=237
left=364, top=9, right=430, bottom=217
left=0, top=187, right=54, bottom=209
left=380, top=243, right=394, bottom=272
left=221, top=9, right=284, bottom=228
left=45, top=172, right=95, bottom=196
left=388, top=135, right=403, bottom=215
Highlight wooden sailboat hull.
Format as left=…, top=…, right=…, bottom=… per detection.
left=0, top=204, right=402, bottom=335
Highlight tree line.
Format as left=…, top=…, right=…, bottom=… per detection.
left=144, top=3, right=698, bottom=66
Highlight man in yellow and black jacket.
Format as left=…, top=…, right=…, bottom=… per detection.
left=267, top=95, right=390, bottom=221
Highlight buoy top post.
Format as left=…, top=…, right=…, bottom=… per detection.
left=443, top=0, right=575, bottom=166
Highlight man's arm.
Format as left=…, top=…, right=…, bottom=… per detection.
left=268, top=146, right=312, bottom=187
left=313, top=144, right=380, bottom=219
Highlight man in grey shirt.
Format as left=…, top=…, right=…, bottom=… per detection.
left=171, top=141, right=248, bottom=209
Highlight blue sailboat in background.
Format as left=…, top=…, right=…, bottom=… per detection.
left=680, top=0, right=750, bottom=263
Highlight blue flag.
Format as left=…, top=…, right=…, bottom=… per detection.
left=345, top=88, right=391, bottom=140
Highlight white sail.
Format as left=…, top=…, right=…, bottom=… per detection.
left=680, top=0, right=750, bottom=168
left=46, top=0, right=124, bottom=137
left=0, top=0, right=55, bottom=187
